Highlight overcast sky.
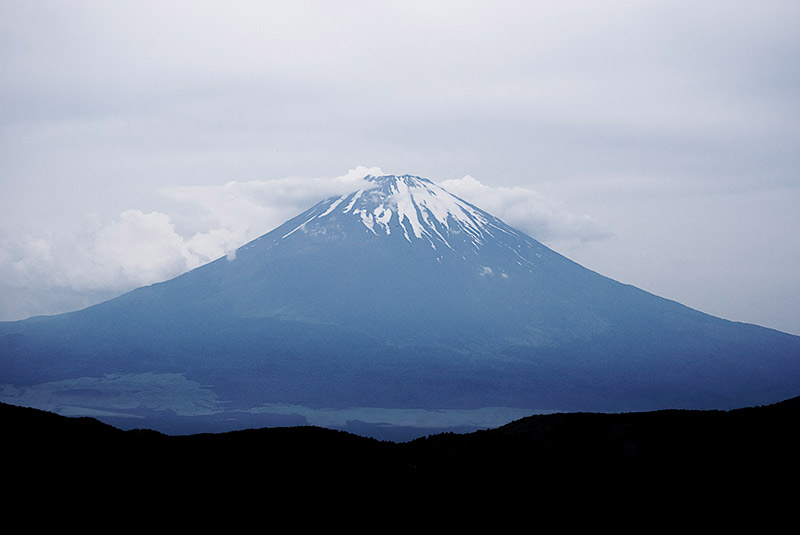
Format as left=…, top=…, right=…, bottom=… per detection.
left=2, top=1, right=799, bottom=335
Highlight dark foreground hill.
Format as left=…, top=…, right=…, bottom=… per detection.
left=5, top=397, right=800, bottom=513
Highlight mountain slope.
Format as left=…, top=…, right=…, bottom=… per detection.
left=2, top=174, right=799, bottom=436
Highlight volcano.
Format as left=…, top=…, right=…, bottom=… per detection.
left=2, top=174, right=799, bottom=437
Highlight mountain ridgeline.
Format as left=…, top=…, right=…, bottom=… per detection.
left=2, top=174, right=799, bottom=436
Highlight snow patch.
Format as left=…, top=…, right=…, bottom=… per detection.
left=342, top=189, right=364, bottom=213
left=320, top=196, right=346, bottom=217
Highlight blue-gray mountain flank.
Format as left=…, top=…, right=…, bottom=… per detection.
left=2, top=174, right=799, bottom=437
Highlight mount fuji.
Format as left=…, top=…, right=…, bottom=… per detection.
left=2, top=173, right=800, bottom=438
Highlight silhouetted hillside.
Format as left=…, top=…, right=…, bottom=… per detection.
left=5, top=398, right=799, bottom=512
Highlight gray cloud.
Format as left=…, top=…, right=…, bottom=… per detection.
left=0, top=168, right=378, bottom=300
left=1, top=166, right=604, bottom=314
left=1, top=1, right=798, bottom=334
left=440, top=175, right=610, bottom=244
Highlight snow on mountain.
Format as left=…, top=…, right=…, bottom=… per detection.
left=252, top=173, right=550, bottom=281
left=280, top=174, right=500, bottom=248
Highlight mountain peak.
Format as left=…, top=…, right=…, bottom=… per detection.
left=279, top=173, right=506, bottom=252
left=364, top=173, right=434, bottom=188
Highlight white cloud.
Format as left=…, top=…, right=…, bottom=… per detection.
left=94, top=209, right=199, bottom=284
left=158, top=165, right=382, bottom=257
left=1, top=211, right=194, bottom=293
left=1, top=166, right=604, bottom=319
left=0, top=167, right=382, bottom=307
left=439, top=175, right=610, bottom=244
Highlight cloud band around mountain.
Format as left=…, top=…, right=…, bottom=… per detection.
left=0, top=167, right=607, bottom=320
